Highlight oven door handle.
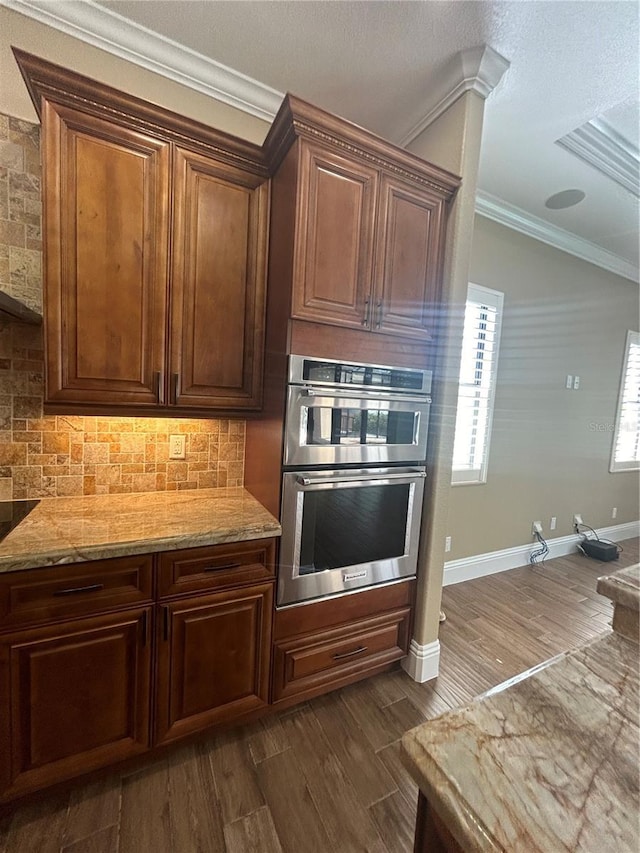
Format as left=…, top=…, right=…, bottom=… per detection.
left=298, top=387, right=431, bottom=405
left=295, top=470, right=426, bottom=487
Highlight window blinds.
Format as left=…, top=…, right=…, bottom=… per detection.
left=611, top=330, right=640, bottom=472
left=452, top=284, right=503, bottom=484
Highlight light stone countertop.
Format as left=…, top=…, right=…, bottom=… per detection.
left=402, top=564, right=640, bottom=852
left=597, top=563, right=640, bottom=612
left=0, top=488, right=281, bottom=573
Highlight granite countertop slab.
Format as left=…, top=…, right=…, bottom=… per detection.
left=0, top=488, right=281, bottom=573
left=597, top=563, right=640, bottom=612
left=402, top=630, right=639, bottom=853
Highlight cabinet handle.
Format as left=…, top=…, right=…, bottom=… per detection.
left=154, top=370, right=164, bottom=404
left=203, top=562, right=242, bottom=573
left=362, top=297, right=371, bottom=326
left=170, top=373, right=180, bottom=405
left=375, top=301, right=383, bottom=329
left=53, top=583, right=104, bottom=596
left=163, top=606, right=169, bottom=641
left=332, top=645, right=368, bottom=661
left=141, top=609, right=149, bottom=646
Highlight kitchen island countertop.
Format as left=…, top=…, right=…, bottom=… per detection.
left=402, top=562, right=640, bottom=852
left=0, top=488, right=281, bottom=573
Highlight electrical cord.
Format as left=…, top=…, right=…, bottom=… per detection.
left=574, top=521, right=623, bottom=554
left=530, top=530, right=549, bottom=565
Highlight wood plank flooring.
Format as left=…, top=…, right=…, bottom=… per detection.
left=1, top=539, right=637, bottom=853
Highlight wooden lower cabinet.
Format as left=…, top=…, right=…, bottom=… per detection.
left=0, top=607, right=152, bottom=802
left=272, top=605, right=411, bottom=705
left=154, top=582, right=273, bottom=744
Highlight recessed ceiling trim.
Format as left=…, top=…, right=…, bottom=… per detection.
left=556, top=119, right=639, bottom=197
left=475, top=190, right=639, bottom=283
left=1, top=0, right=284, bottom=122
left=398, top=45, right=510, bottom=148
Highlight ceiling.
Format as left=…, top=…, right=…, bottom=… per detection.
left=17, top=0, right=640, bottom=278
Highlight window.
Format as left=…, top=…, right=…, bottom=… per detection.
left=452, top=283, right=503, bottom=485
left=610, top=330, right=640, bottom=472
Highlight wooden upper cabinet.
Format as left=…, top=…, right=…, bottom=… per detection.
left=170, top=147, right=268, bottom=409
left=373, top=174, right=447, bottom=340
left=43, top=101, right=170, bottom=407
left=14, top=50, right=269, bottom=415
left=264, top=95, right=460, bottom=343
left=292, top=142, right=377, bottom=329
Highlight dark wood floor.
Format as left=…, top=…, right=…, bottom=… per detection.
left=1, top=539, right=637, bottom=853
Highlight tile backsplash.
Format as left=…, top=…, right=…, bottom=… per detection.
left=0, top=110, right=245, bottom=501
left=0, top=319, right=245, bottom=500
left=0, top=112, right=42, bottom=314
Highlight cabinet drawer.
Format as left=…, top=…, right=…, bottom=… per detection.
left=0, top=555, right=153, bottom=630
left=272, top=607, right=411, bottom=703
left=157, top=538, right=276, bottom=598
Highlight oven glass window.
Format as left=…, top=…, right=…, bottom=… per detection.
left=307, top=408, right=417, bottom=446
left=299, top=483, right=410, bottom=574
left=302, top=360, right=424, bottom=391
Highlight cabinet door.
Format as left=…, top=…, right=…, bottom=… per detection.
left=0, top=607, right=152, bottom=801
left=42, top=101, right=170, bottom=407
left=292, top=141, right=377, bottom=329
left=373, top=173, right=446, bottom=340
left=169, top=147, right=269, bottom=410
left=155, top=582, right=273, bottom=744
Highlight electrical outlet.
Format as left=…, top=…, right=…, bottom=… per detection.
left=612, top=507, right=618, bottom=519
left=445, top=536, right=452, bottom=553
left=573, top=375, right=580, bottom=390
left=532, top=521, right=543, bottom=535
left=550, top=516, right=557, bottom=531
left=573, top=514, right=583, bottom=527
left=169, top=434, right=186, bottom=460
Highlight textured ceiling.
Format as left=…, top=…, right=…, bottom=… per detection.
left=96, top=0, right=639, bottom=271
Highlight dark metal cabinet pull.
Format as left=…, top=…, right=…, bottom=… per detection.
left=332, top=645, right=368, bottom=661
left=203, top=562, right=241, bottom=573
left=170, top=373, right=180, bottom=405
left=163, top=606, right=169, bottom=641
left=53, top=583, right=104, bottom=596
left=375, top=301, right=383, bottom=329
left=154, top=370, right=164, bottom=403
left=141, top=610, right=149, bottom=646
left=362, top=297, right=371, bottom=326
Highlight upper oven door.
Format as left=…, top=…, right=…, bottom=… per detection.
left=284, top=386, right=431, bottom=467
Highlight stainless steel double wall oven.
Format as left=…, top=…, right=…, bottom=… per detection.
left=278, top=355, right=432, bottom=607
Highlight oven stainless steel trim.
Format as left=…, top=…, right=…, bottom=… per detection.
left=277, top=466, right=426, bottom=607
left=284, top=385, right=431, bottom=467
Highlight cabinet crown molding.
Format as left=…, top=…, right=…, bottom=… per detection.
left=12, top=47, right=269, bottom=177
left=264, top=93, right=461, bottom=199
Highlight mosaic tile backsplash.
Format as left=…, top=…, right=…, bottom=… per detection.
left=0, top=110, right=245, bottom=500
left=0, top=112, right=42, bottom=314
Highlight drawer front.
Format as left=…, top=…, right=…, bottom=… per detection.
left=0, top=555, right=153, bottom=630
left=157, top=538, right=276, bottom=599
left=272, top=607, right=411, bottom=703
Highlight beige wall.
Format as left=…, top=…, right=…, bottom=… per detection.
left=447, top=216, right=640, bottom=560
left=0, top=6, right=270, bottom=142
left=405, top=92, right=486, bottom=647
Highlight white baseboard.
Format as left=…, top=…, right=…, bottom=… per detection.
left=401, top=639, right=440, bottom=683
left=443, top=521, right=639, bottom=586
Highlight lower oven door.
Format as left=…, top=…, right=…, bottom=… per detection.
left=278, top=467, right=426, bottom=607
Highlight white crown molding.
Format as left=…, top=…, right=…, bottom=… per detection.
left=399, top=44, right=510, bottom=148
left=401, top=639, right=440, bottom=683
left=1, top=0, right=283, bottom=122
left=556, top=118, right=639, bottom=198
left=443, top=521, right=639, bottom=586
left=475, top=190, right=639, bottom=283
